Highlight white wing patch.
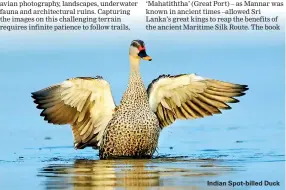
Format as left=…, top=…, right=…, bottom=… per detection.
left=149, top=74, right=205, bottom=112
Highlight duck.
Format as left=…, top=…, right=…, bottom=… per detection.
left=32, top=39, right=248, bottom=159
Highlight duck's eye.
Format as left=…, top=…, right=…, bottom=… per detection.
left=138, top=46, right=145, bottom=51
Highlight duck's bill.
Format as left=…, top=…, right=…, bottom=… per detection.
left=142, top=56, right=152, bottom=61
left=138, top=50, right=152, bottom=61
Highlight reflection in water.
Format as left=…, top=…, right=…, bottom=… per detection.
left=38, top=158, right=239, bottom=189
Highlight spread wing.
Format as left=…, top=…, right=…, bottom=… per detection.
left=32, top=76, right=116, bottom=149
left=147, top=74, right=248, bottom=128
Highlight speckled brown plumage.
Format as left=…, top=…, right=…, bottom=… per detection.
left=99, top=55, right=160, bottom=159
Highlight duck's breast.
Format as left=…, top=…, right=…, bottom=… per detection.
left=99, top=106, right=160, bottom=158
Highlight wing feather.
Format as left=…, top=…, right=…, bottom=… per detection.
left=182, top=102, right=198, bottom=118
left=147, top=74, right=248, bottom=127
left=32, top=76, right=116, bottom=149
left=203, top=93, right=239, bottom=103
left=179, top=106, right=191, bottom=119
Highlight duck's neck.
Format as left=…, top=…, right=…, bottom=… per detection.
left=120, top=56, right=148, bottom=106
left=129, top=56, right=141, bottom=82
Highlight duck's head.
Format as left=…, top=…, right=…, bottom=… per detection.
left=129, top=40, right=152, bottom=61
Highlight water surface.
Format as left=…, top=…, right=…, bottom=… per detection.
left=0, top=124, right=284, bottom=190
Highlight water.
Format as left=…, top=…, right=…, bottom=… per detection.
left=0, top=123, right=284, bottom=190
left=38, top=158, right=234, bottom=188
